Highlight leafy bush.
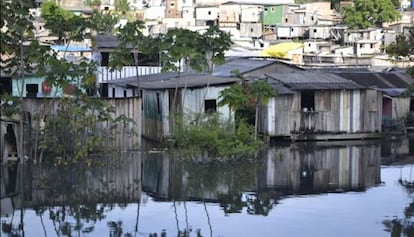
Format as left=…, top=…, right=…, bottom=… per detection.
left=171, top=112, right=264, bottom=162
left=39, top=96, right=136, bottom=164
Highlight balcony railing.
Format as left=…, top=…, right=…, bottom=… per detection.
left=96, top=66, right=162, bottom=83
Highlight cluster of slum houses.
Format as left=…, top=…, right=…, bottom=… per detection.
left=4, top=54, right=412, bottom=142
left=1, top=0, right=414, bottom=143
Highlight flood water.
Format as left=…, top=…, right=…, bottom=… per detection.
left=1, top=136, right=414, bottom=237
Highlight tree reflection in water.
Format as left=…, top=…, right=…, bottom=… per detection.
left=383, top=166, right=414, bottom=237
left=3, top=139, right=406, bottom=237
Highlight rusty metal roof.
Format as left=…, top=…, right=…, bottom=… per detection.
left=266, top=72, right=364, bottom=90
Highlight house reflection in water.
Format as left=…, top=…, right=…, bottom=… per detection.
left=141, top=141, right=383, bottom=202
left=259, top=142, right=381, bottom=194
left=0, top=152, right=142, bottom=217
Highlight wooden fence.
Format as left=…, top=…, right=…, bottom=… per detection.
left=22, top=97, right=141, bottom=151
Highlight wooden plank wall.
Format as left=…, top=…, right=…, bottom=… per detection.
left=262, top=89, right=382, bottom=137
left=22, top=98, right=141, bottom=151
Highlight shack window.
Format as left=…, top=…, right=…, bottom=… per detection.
left=301, top=91, right=315, bottom=111
left=26, top=84, right=38, bottom=98
left=112, top=88, right=115, bottom=98
left=205, top=99, right=216, bottom=113
left=410, top=98, right=414, bottom=111
left=124, top=90, right=127, bottom=98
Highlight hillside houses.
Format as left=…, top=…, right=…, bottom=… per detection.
left=28, top=0, right=414, bottom=70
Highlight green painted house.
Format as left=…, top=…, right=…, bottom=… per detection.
left=263, top=4, right=299, bottom=26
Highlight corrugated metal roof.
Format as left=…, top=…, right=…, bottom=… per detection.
left=107, top=72, right=241, bottom=89
left=269, top=82, right=295, bottom=95
left=266, top=72, right=364, bottom=90
left=332, top=71, right=414, bottom=89
left=93, top=35, right=120, bottom=49
left=212, top=58, right=277, bottom=77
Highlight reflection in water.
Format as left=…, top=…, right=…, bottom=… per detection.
left=383, top=165, right=414, bottom=237
left=1, top=152, right=141, bottom=237
left=1, top=137, right=414, bottom=236
left=259, top=141, right=381, bottom=194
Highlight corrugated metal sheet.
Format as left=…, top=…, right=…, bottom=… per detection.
left=108, top=72, right=241, bottom=89
left=266, top=72, right=364, bottom=90
left=93, top=35, right=120, bottom=49
left=332, top=72, right=414, bottom=89
left=212, top=58, right=276, bottom=77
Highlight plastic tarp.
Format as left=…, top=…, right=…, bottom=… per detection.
left=260, top=42, right=304, bottom=59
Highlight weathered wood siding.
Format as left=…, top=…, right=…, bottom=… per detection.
left=361, top=89, right=382, bottom=132
left=104, top=98, right=141, bottom=149
left=143, top=86, right=234, bottom=141
left=181, top=86, right=233, bottom=120
left=22, top=98, right=141, bottom=150
left=142, top=90, right=170, bottom=141
left=259, top=89, right=382, bottom=137
left=392, top=97, right=411, bottom=120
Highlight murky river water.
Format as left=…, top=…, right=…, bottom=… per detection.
left=1, top=136, right=414, bottom=237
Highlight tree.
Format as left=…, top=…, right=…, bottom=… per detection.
left=41, top=1, right=89, bottom=44
left=85, top=0, right=102, bottom=7
left=386, top=30, right=414, bottom=57
left=153, top=27, right=232, bottom=112
left=218, top=71, right=277, bottom=126
left=109, top=20, right=147, bottom=98
left=114, top=0, right=132, bottom=16
left=341, top=0, right=401, bottom=29
left=200, top=26, right=233, bottom=72
left=0, top=1, right=136, bottom=162
left=1, top=0, right=49, bottom=162
left=89, top=10, right=119, bottom=35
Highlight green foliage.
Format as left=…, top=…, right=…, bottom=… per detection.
left=109, top=20, right=146, bottom=70
left=156, top=28, right=208, bottom=72
left=41, top=1, right=89, bottom=43
left=0, top=0, right=47, bottom=79
left=0, top=94, right=21, bottom=117
left=200, top=26, right=233, bottom=71
left=172, top=112, right=263, bottom=162
left=341, top=0, right=401, bottom=29
left=407, top=67, right=414, bottom=78
left=85, top=0, right=102, bottom=6
left=114, top=0, right=132, bottom=15
left=153, top=26, right=232, bottom=73
left=403, top=66, right=414, bottom=97
left=89, top=10, right=119, bottom=35
left=39, top=97, right=135, bottom=163
left=386, top=30, right=414, bottom=57
left=218, top=76, right=277, bottom=125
